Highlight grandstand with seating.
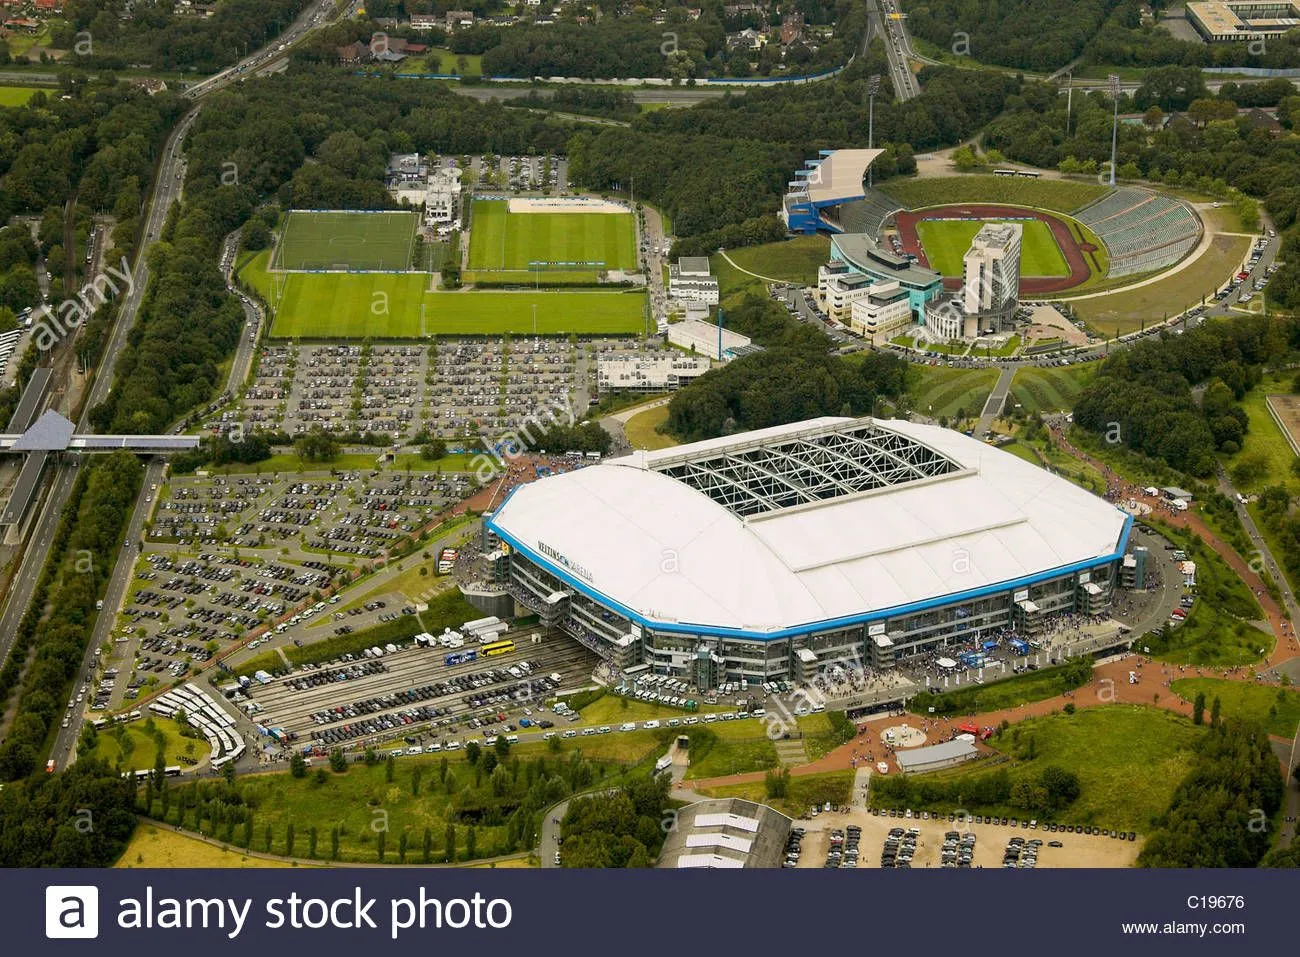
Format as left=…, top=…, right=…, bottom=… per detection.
left=826, top=188, right=904, bottom=238
left=783, top=149, right=885, bottom=233
left=1075, top=188, right=1201, bottom=278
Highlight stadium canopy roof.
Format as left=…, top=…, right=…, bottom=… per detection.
left=488, top=417, right=1130, bottom=637
left=800, top=149, right=883, bottom=207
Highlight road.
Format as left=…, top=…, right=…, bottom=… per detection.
left=452, top=85, right=728, bottom=108
left=3, top=0, right=347, bottom=765
left=867, top=0, right=920, bottom=101
left=975, top=365, right=1014, bottom=437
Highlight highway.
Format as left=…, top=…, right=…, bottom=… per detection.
left=1, top=0, right=347, bottom=767
left=867, top=0, right=920, bottom=101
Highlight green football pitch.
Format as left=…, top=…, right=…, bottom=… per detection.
left=251, top=265, right=645, bottom=337
left=467, top=200, right=637, bottom=273
left=275, top=211, right=418, bottom=271
left=915, top=219, right=1069, bottom=277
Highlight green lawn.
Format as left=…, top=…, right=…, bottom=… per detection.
left=467, top=200, right=636, bottom=272
left=723, top=235, right=830, bottom=284
left=710, top=251, right=766, bottom=302
left=147, top=749, right=642, bottom=864
left=880, top=175, right=1110, bottom=214
left=421, top=48, right=483, bottom=75
left=1009, top=363, right=1097, bottom=416
left=1170, top=678, right=1300, bottom=738
left=623, top=404, right=678, bottom=450
left=698, top=770, right=854, bottom=819
left=242, top=252, right=646, bottom=337
left=0, top=86, right=45, bottom=106
left=908, top=660, right=1094, bottom=716
left=916, top=219, right=1068, bottom=277
left=909, top=365, right=999, bottom=421
left=1068, top=234, right=1251, bottom=336
left=83, top=718, right=210, bottom=772
left=275, top=211, right=418, bottom=271
left=873, top=707, right=1202, bottom=831
left=1222, top=374, right=1297, bottom=494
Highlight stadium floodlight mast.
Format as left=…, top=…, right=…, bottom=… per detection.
left=1064, top=69, right=1073, bottom=137
left=867, top=74, right=882, bottom=188
left=1108, top=73, right=1121, bottom=187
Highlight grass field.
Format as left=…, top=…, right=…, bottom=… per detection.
left=1009, top=364, right=1097, bottom=415
left=623, top=404, right=678, bottom=450
left=1223, top=373, right=1297, bottom=494
left=467, top=200, right=636, bottom=273
left=116, top=823, right=302, bottom=868
left=82, top=718, right=210, bottom=772
left=1170, top=677, right=1300, bottom=738
left=0, top=86, right=45, bottom=106
left=1068, top=234, right=1251, bottom=335
left=275, top=211, right=418, bottom=271
left=874, top=707, right=1201, bottom=831
left=908, top=660, right=1095, bottom=716
left=698, top=770, right=854, bottom=818
left=909, top=365, right=999, bottom=421
left=723, top=235, right=831, bottom=284
left=243, top=252, right=645, bottom=336
left=881, top=175, right=1110, bottom=214
left=917, top=219, right=1069, bottom=277
left=421, top=48, right=483, bottom=75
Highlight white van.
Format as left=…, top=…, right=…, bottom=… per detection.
left=620, top=722, right=636, bottom=732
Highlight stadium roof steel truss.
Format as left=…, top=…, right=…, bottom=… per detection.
left=654, top=423, right=961, bottom=518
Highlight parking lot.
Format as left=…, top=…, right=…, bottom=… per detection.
left=792, top=807, right=1142, bottom=868
left=223, top=336, right=632, bottom=441
left=99, top=469, right=473, bottom=709
left=232, top=628, right=600, bottom=757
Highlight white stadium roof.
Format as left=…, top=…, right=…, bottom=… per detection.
left=803, top=149, right=883, bottom=206
left=489, top=418, right=1129, bottom=638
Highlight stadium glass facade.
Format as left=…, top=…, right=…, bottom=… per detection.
left=491, top=530, right=1122, bottom=689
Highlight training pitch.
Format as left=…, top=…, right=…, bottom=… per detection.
left=467, top=200, right=637, bottom=273
left=915, top=219, right=1069, bottom=277
left=275, top=210, right=418, bottom=271
left=258, top=268, right=644, bottom=337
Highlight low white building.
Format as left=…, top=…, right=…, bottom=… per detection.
left=669, top=257, right=720, bottom=306
left=667, top=318, right=752, bottom=360
left=822, top=271, right=874, bottom=323
left=597, top=354, right=712, bottom=393
left=849, top=280, right=914, bottom=344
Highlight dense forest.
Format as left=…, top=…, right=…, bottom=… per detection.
left=558, top=774, right=671, bottom=867
left=665, top=296, right=909, bottom=441
left=0, top=452, right=142, bottom=780
left=570, top=51, right=1019, bottom=246
left=1138, top=719, right=1284, bottom=867
left=1072, top=315, right=1290, bottom=477
left=904, top=0, right=1300, bottom=72
left=45, top=0, right=314, bottom=73
left=0, top=758, right=138, bottom=866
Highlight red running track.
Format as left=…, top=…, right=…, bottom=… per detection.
left=893, top=204, right=1093, bottom=294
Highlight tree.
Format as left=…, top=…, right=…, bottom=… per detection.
left=330, top=748, right=347, bottom=772
left=285, top=822, right=296, bottom=857
left=1210, top=696, right=1222, bottom=728
left=1143, top=105, right=1165, bottom=130
left=331, top=826, right=340, bottom=861
left=423, top=827, right=432, bottom=864
left=444, top=823, right=456, bottom=863
left=465, top=741, right=481, bottom=765
left=308, top=826, right=318, bottom=859
left=377, top=830, right=386, bottom=862
left=385, top=754, right=396, bottom=783
left=466, top=827, right=477, bottom=860
left=1193, top=691, right=1206, bottom=725
left=494, top=735, right=510, bottom=759
left=420, top=439, right=447, bottom=461
left=290, top=753, right=307, bottom=778
left=398, top=832, right=408, bottom=864
left=411, top=765, right=423, bottom=796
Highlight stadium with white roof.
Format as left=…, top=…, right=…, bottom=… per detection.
left=484, top=417, right=1131, bottom=687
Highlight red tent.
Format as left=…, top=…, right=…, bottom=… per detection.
left=958, top=723, right=979, bottom=735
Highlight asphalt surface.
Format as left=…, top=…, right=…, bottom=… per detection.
left=6, top=1, right=348, bottom=767
left=868, top=0, right=920, bottom=101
